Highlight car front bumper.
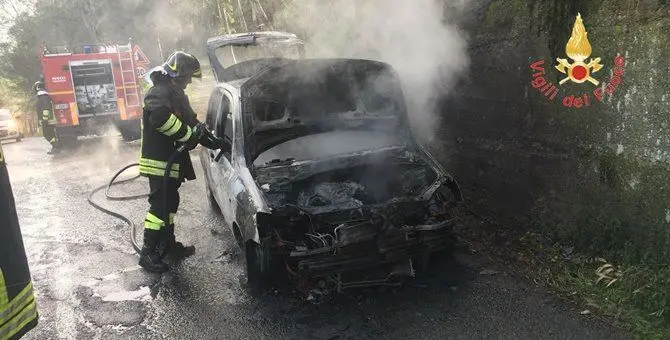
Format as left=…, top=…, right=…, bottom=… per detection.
left=286, top=217, right=457, bottom=287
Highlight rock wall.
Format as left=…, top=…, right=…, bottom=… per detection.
left=439, top=0, right=670, bottom=263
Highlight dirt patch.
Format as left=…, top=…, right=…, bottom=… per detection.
left=76, top=286, right=148, bottom=327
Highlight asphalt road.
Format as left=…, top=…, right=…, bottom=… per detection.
left=3, top=137, right=629, bottom=340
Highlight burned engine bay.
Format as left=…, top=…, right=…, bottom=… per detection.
left=254, top=147, right=463, bottom=290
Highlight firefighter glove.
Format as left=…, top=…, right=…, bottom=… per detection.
left=199, top=128, right=225, bottom=151
left=184, top=123, right=206, bottom=151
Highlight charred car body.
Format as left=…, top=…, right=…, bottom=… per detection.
left=201, top=32, right=464, bottom=290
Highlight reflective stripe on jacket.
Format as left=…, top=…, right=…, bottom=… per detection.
left=36, top=93, right=53, bottom=121
left=139, top=82, right=200, bottom=181
left=0, top=144, right=39, bottom=339
left=0, top=271, right=37, bottom=340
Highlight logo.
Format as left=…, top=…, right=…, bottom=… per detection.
left=529, top=13, right=626, bottom=109
left=555, top=13, right=603, bottom=86
left=51, top=76, right=67, bottom=83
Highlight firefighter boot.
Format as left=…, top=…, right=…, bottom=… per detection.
left=47, top=147, right=61, bottom=155
left=47, top=139, right=61, bottom=155
left=139, top=229, right=169, bottom=273
left=163, top=224, right=195, bottom=260
left=47, top=144, right=61, bottom=155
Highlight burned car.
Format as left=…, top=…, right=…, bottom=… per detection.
left=201, top=32, right=464, bottom=290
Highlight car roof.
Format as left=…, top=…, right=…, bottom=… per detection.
left=206, top=31, right=303, bottom=49
left=221, top=77, right=250, bottom=90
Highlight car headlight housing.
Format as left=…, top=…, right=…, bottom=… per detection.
left=7, top=119, right=16, bottom=131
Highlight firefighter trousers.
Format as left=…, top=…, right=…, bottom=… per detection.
left=40, top=121, right=57, bottom=146
left=144, top=177, right=181, bottom=231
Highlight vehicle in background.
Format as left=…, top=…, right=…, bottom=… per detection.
left=201, top=32, right=464, bottom=291
left=39, top=39, right=151, bottom=142
left=0, top=109, right=23, bottom=142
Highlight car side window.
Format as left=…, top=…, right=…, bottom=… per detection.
left=206, top=89, right=222, bottom=131
left=216, top=94, right=233, bottom=160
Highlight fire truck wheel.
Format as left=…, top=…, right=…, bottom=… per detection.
left=120, top=127, right=141, bottom=142
left=58, top=136, right=77, bottom=147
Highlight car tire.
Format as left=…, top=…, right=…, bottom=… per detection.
left=245, top=239, right=271, bottom=294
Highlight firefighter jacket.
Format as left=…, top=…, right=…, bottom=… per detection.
left=0, top=144, right=39, bottom=339
left=36, top=91, right=55, bottom=124
left=139, top=82, right=200, bottom=181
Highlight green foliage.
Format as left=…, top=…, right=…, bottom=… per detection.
left=532, top=149, right=670, bottom=266
left=478, top=0, right=670, bottom=336
left=0, top=78, right=33, bottom=117
left=535, top=244, right=670, bottom=339
left=524, top=105, right=670, bottom=338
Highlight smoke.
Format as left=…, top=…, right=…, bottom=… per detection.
left=276, top=0, right=471, bottom=141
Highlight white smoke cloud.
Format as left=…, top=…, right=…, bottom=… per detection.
left=276, top=0, right=471, bottom=140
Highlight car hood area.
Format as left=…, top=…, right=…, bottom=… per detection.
left=251, top=142, right=464, bottom=288
left=240, top=58, right=413, bottom=165
left=254, top=144, right=443, bottom=214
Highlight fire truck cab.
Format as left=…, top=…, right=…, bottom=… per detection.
left=39, top=40, right=150, bottom=141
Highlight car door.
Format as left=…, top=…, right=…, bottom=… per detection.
left=208, top=91, right=238, bottom=226
left=201, top=88, right=223, bottom=185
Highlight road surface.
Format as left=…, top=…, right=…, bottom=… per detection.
left=2, top=137, right=628, bottom=339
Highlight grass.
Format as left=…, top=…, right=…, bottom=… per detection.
left=496, top=151, right=670, bottom=338
left=456, top=215, right=670, bottom=339
left=516, top=231, right=670, bottom=339
left=536, top=249, right=670, bottom=339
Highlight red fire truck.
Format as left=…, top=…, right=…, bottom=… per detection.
left=39, top=39, right=151, bottom=141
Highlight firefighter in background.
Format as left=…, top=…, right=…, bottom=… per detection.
left=138, top=51, right=225, bottom=273
left=0, top=144, right=39, bottom=339
left=34, top=81, right=60, bottom=154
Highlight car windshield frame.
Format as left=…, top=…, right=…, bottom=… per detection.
left=240, top=58, right=414, bottom=167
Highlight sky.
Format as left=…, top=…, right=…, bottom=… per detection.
left=0, top=0, right=34, bottom=43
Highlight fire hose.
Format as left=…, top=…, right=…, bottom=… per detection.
left=87, top=126, right=224, bottom=255
left=87, top=162, right=145, bottom=253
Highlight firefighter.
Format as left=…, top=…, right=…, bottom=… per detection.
left=0, top=144, right=39, bottom=339
left=138, top=51, right=224, bottom=273
left=34, top=81, right=60, bottom=154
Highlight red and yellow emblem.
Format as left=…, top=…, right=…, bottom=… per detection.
left=555, top=13, right=603, bottom=86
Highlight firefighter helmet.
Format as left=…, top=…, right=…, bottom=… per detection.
left=33, top=81, right=44, bottom=93
left=161, top=51, right=202, bottom=79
